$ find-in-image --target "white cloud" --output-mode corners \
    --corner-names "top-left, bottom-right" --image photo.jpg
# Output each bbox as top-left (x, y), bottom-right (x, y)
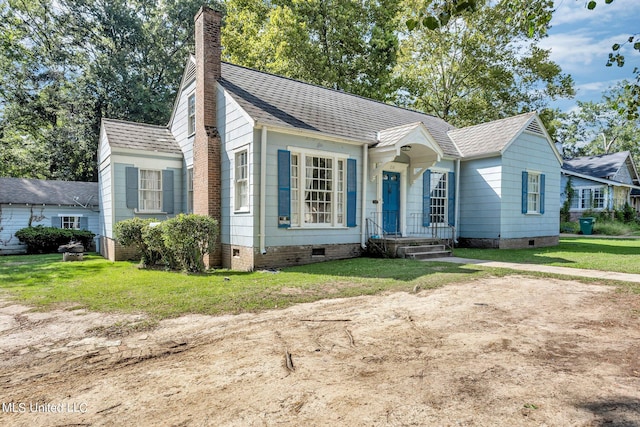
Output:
top-left (551, 0), bottom-right (638, 26)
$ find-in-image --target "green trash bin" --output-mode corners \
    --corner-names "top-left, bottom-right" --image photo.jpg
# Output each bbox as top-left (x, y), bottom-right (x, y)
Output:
top-left (579, 217), bottom-right (595, 235)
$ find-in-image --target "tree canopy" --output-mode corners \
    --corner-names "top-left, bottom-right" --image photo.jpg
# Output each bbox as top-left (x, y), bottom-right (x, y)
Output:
top-left (222, 0), bottom-right (401, 102)
top-left (0, 0), bottom-right (217, 181)
top-left (395, 0), bottom-right (574, 127)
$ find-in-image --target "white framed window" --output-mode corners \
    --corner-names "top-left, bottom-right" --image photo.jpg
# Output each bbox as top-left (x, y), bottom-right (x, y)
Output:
top-left (61, 216), bottom-right (80, 229)
top-left (290, 150), bottom-right (346, 227)
top-left (527, 172), bottom-right (541, 213)
top-left (139, 169), bottom-right (162, 212)
top-left (187, 94), bottom-right (196, 136)
top-left (235, 150), bottom-right (249, 211)
top-left (187, 168), bottom-right (194, 213)
top-left (429, 171), bottom-right (448, 224)
top-left (572, 186), bottom-right (606, 210)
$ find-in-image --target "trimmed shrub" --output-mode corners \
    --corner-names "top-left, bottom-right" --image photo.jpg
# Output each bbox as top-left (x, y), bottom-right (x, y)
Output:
top-left (114, 217), bottom-right (160, 266)
top-left (15, 226), bottom-right (95, 254)
top-left (142, 222), bottom-right (177, 270)
top-left (161, 214), bottom-right (218, 273)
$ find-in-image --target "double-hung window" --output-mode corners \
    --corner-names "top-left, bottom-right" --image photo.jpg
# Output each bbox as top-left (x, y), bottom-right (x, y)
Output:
top-left (61, 216), bottom-right (81, 229)
top-left (187, 94), bottom-right (196, 136)
top-left (290, 152), bottom-right (346, 227)
top-left (139, 169), bottom-right (162, 212)
top-left (572, 186), bottom-right (606, 210)
top-left (527, 173), bottom-right (541, 213)
top-left (187, 168), bottom-right (194, 213)
top-left (235, 150), bottom-right (249, 211)
top-left (429, 171), bottom-right (448, 224)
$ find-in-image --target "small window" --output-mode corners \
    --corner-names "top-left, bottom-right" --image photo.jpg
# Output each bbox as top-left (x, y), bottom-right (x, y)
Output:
top-left (188, 94), bottom-right (196, 136)
top-left (235, 150), bottom-right (249, 211)
top-left (61, 216), bottom-right (81, 229)
top-left (139, 169), bottom-right (162, 212)
top-left (187, 168), bottom-right (194, 213)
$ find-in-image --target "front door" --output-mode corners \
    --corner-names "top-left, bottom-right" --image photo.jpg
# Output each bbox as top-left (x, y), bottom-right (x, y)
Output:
top-left (382, 171), bottom-right (400, 234)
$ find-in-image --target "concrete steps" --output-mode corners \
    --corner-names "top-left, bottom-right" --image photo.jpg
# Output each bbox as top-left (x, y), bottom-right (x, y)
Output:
top-left (397, 244), bottom-right (452, 260)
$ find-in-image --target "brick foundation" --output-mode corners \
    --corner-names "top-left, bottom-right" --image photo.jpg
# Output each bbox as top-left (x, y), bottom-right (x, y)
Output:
top-left (100, 236), bottom-right (140, 261)
top-left (457, 235), bottom-right (559, 249)
top-left (253, 244), bottom-right (362, 269)
top-left (221, 244), bottom-right (255, 271)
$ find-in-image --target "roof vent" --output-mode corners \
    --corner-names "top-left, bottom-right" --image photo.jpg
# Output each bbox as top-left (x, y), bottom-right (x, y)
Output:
top-left (525, 119), bottom-right (544, 135)
top-left (184, 61), bottom-right (196, 85)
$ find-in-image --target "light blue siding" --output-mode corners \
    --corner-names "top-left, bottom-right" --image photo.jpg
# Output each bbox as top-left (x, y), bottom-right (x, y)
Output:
top-left (112, 162), bottom-right (183, 236)
top-left (0, 205), bottom-right (100, 254)
top-left (99, 161), bottom-right (112, 238)
top-left (459, 157), bottom-right (502, 239)
top-left (170, 79), bottom-right (196, 167)
top-left (501, 132), bottom-right (560, 238)
top-left (219, 88), bottom-right (255, 248)
top-left (264, 132), bottom-right (362, 247)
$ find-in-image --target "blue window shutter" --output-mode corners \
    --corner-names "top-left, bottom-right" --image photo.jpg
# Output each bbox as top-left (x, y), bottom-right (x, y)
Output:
top-left (422, 170), bottom-right (431, 227)
top-left (447, 171), bottom-right (456, 226)
top-left (79, 217), bottom-right (89, 230)
top-left (539, 173), bottom-right (545, 214)
top-left (162, 169), bottom-right (174, 214)
top-left (126, 167), bottom-right (139, 209)
top-left (347, 158), bottom-right (357, 227)
top-left (521, 171), bottom-right (528, 214)
top-left (51, 217), bottom-right (61, 228)
top-left (277, 150), bottom-right (291, 228)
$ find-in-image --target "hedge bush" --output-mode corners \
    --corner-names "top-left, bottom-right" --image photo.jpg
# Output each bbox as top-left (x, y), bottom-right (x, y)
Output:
top-left (114, 217), bottom-right (160, 266)
top-left (114, 214), bottom-right (218, 272)
top-left (15, 226), bottom-right (95, 254)
top-left (162, 214), bottom-right (218, 273)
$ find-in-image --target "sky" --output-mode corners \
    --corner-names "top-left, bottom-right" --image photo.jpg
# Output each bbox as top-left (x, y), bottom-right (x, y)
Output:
top-left (539, 0), bottom-right (640, 112)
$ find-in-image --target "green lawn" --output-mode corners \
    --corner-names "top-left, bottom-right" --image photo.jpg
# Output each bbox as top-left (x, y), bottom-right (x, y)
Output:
top-left (454, 237), bottom-right (640, 274)
top-left (1, 238), bottom-right (638, 320)
top-left (0, 254), bottom-right (504, 319)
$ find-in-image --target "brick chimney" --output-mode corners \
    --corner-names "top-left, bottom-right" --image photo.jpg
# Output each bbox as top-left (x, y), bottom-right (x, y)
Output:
top-left (193, 6), bottom-right (222, 266)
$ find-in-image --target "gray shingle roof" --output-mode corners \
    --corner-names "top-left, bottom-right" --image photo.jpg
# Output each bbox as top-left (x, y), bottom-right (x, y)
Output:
top-left (562, 151), bottom-right (631, 180)
top-left (219, 62), bottom-right (460, 157)
top-left (447, 112), bottom-right (537, 158)
top-left (0, 177), bottom-right (98, 206)
top-left (102, 118), bottom-right (181, 154)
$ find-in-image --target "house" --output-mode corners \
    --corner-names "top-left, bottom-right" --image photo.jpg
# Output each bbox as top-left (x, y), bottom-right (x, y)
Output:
top-left (98, 6), bottom-right (562, 269)
top-left (561, 151), bottom-right (640, 220)
top-left (0, 177), bottom-right (100, 255)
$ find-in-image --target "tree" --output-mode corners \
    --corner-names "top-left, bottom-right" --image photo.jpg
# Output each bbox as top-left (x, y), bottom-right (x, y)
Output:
top-left (395, 0), bottom-right (574, 127)
top-left (557, 81), bottom-right (640, 163)
top-left (222, 0), bottom-right (401, 102)
top-left (0, 0), bottom-right (218, 181)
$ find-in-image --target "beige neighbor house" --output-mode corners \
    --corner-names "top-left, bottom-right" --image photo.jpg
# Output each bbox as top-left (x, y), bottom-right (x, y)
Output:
top-left (98, 6), bottom-right (562, 269)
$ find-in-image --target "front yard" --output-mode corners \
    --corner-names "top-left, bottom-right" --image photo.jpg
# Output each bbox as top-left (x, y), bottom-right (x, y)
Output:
top-left (1, 237), bottom-right (639, 425)
top-left (1, 237), bottom-right (639, 320)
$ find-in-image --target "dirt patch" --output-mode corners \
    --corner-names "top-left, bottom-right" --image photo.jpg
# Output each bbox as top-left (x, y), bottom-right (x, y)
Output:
top-left (1, 275), bottom-right (639, 426)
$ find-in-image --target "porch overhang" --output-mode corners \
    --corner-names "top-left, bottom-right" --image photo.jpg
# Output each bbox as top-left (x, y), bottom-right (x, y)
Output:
top-left (369, 122), bottom-right (444, 183)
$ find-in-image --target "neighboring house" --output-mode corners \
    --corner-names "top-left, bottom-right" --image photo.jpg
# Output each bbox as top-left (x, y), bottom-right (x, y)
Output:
top-left (98, 6), bottom-right (562, 269)
top-left (0, 178), bottom-right (100, 255)
top-left (561, 151), bottom-right (640, 220)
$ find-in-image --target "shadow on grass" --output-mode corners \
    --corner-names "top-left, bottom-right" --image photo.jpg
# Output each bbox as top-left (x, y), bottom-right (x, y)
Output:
top-left (0, 253), bottom-right (113, 287)
top-left (577, 397), bottom-right (640, 426)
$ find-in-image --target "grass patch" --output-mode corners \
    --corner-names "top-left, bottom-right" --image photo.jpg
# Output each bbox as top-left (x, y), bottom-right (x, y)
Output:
top-left (0, 253), bottom-right (503, 319)
top-left (454, 237), bottom-right (640, 274)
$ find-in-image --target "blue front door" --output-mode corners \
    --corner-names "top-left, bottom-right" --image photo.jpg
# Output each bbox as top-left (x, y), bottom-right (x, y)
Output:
top-left (383, 171), bottom-right (400, 234)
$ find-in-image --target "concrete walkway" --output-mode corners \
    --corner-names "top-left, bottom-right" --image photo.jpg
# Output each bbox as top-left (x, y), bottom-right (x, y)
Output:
top-left (425, 256), bottom-right (640, 283)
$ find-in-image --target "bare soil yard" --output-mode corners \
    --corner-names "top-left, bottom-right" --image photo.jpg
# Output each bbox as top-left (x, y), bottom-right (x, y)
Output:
top-left (1, 275), bottom-right (639, 426)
